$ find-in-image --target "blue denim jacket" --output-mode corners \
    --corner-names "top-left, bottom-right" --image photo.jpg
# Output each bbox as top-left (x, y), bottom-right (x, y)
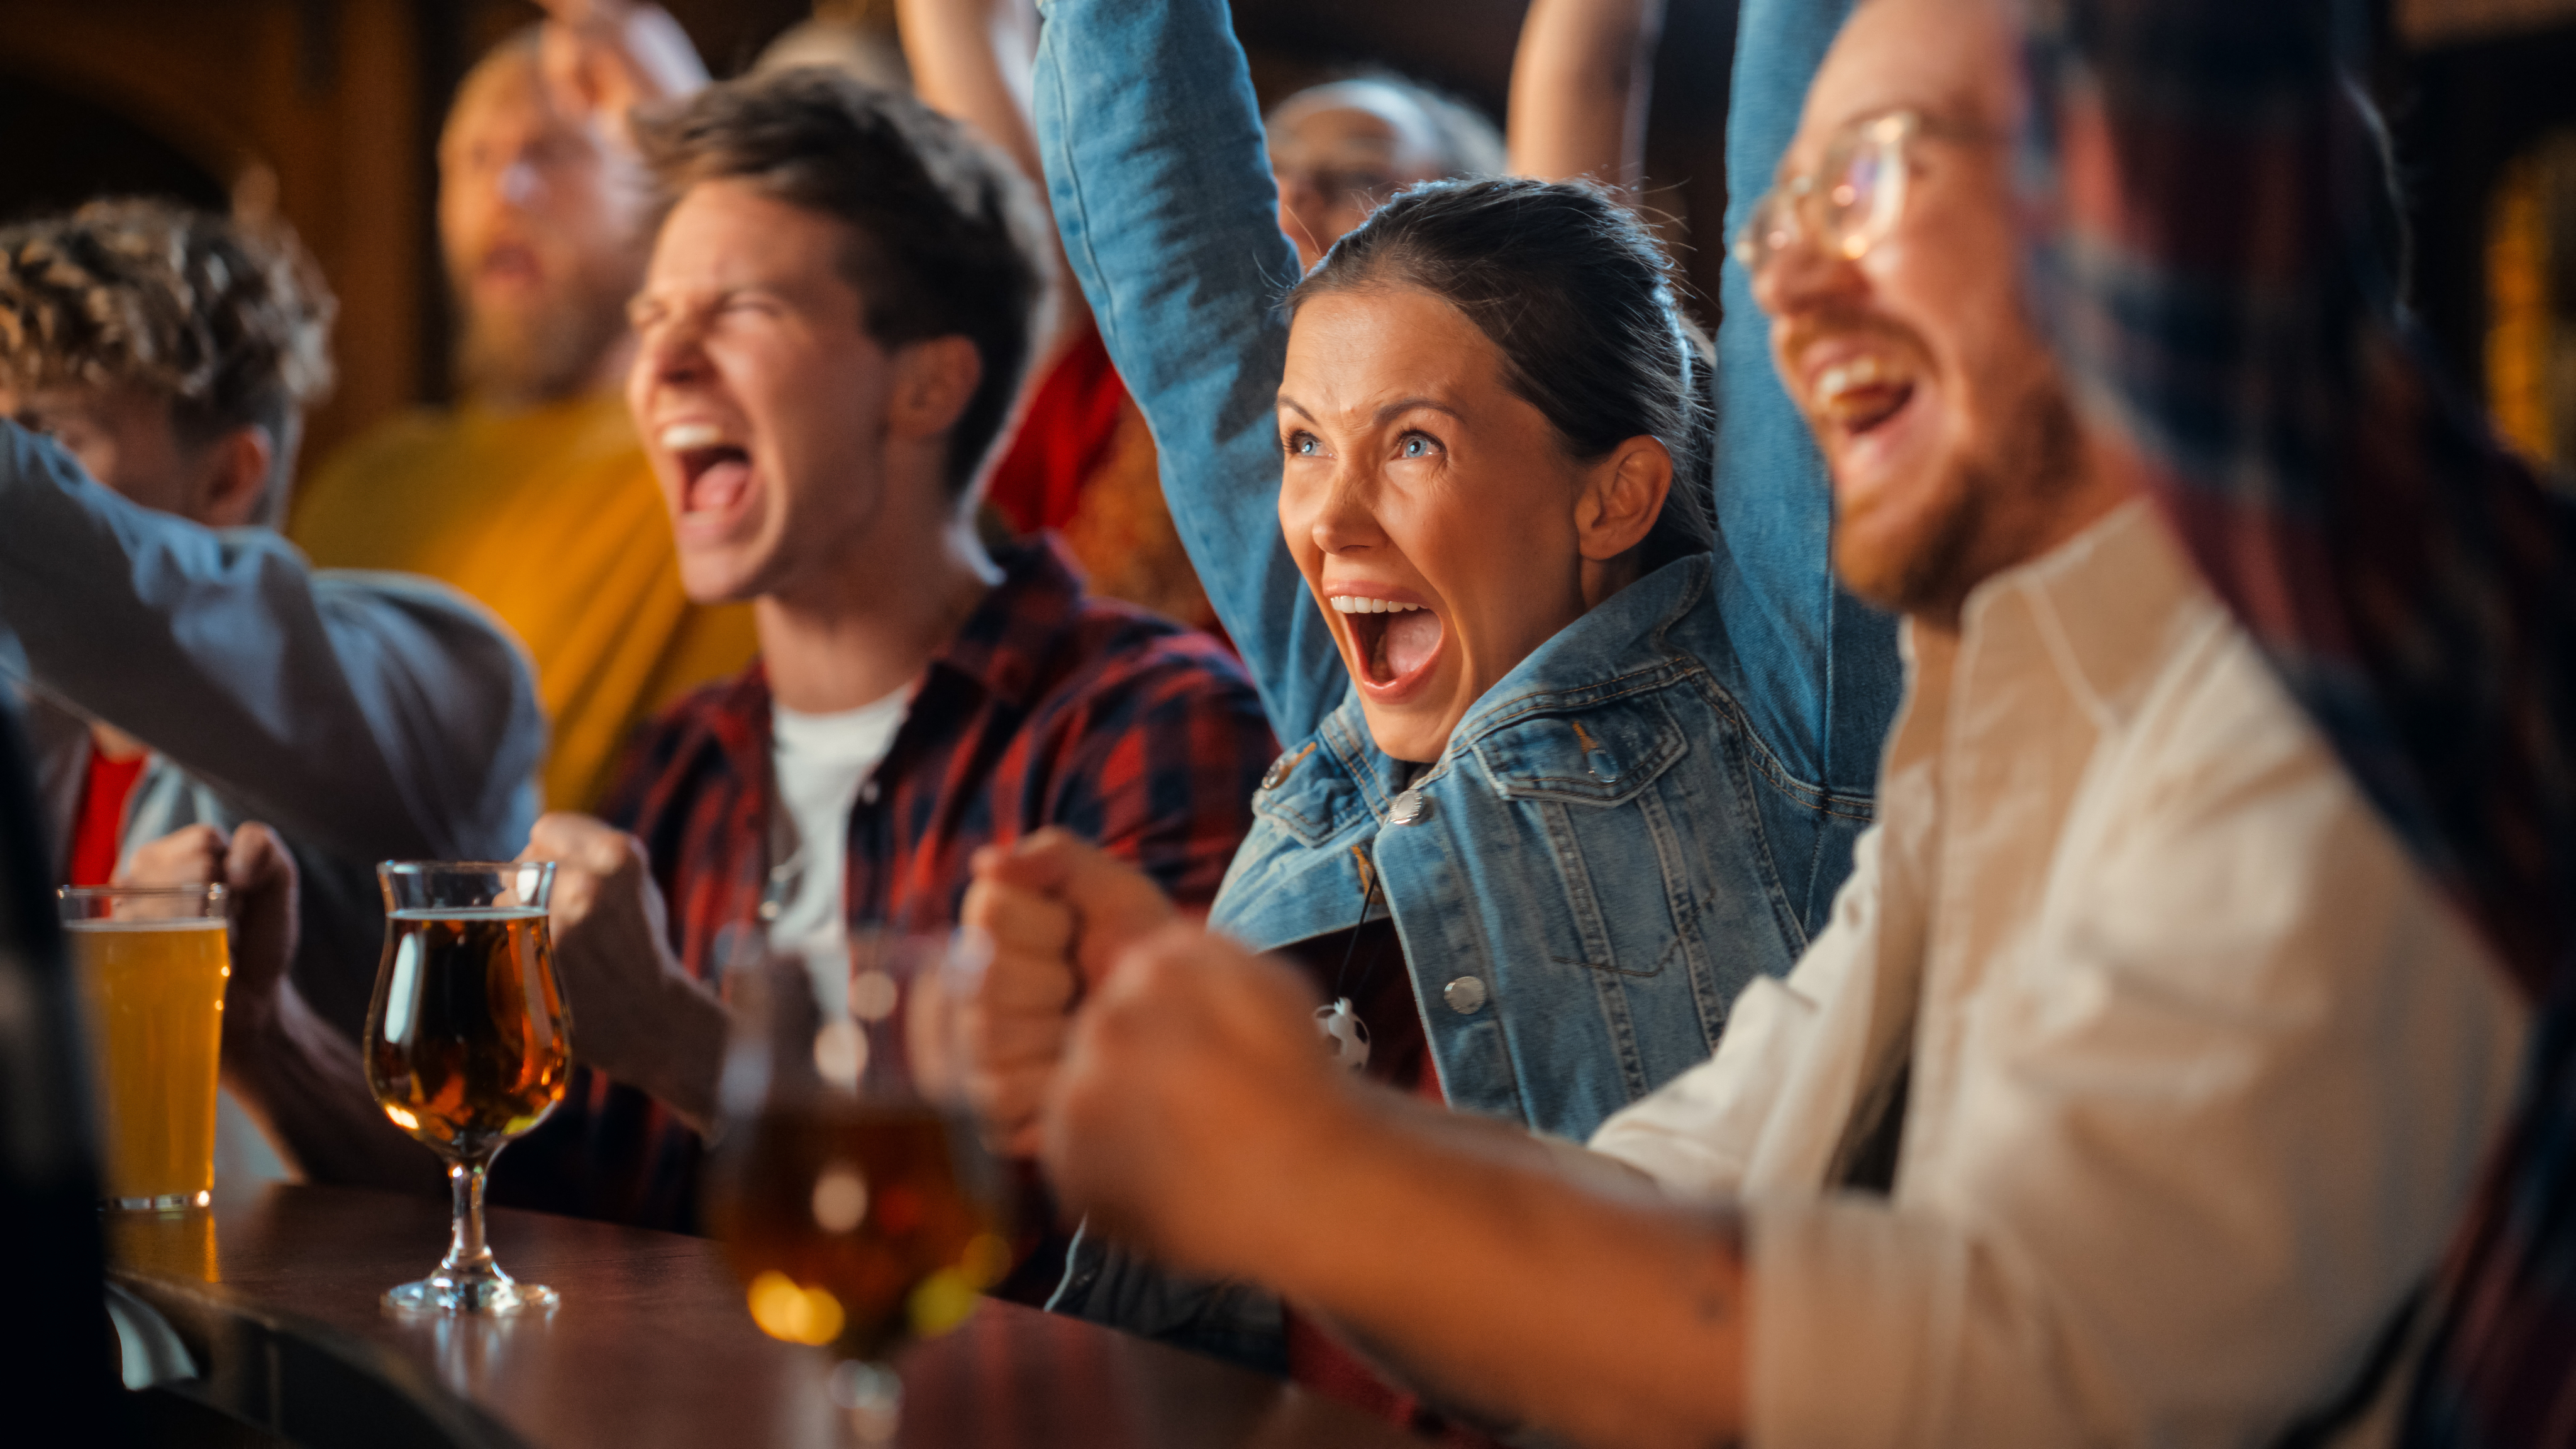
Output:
top-left (1031, 0), bottom-right (1887, 1368)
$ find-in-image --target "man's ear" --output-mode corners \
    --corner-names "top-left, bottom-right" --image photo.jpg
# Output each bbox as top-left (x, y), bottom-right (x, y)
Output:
top-left (192, 425), bottom-right (275, 530)
top-left (1575, 435), bottom-right (1674, 562)
top-left (886, 335), bottom-right (984, 443)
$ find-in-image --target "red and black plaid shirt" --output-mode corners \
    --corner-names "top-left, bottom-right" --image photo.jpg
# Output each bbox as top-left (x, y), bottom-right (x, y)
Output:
top-left (491, 540), bottom-right (1276, 1230)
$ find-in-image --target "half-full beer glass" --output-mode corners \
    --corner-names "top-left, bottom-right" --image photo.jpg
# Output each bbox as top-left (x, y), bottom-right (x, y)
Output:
top-left (702, 935), bottom-right (1017, 1443)
top-left (58, 884), bottom-right (230, 1211)
top-left (364, 861), bottom-right (571, 1314)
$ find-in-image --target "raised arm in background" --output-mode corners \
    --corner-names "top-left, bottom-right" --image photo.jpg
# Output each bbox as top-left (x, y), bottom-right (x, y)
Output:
top-left (0, 423), bottom-right (544, 864)
top-left (897, 0), bottom-right (1084, 374)
top-left (896, 0), bottom-right (1044, 189)
top-left (1506, 0), bottom-right (1666, 197)
top-left (535, 0), bottom-right (708, 150)
top-left (2019, 1), bottom-right (2576, 1441)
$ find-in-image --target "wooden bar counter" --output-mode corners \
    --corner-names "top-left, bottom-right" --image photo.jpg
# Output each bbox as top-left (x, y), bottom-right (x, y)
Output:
top-left (103, 1183), bottom-right (1423, 1448)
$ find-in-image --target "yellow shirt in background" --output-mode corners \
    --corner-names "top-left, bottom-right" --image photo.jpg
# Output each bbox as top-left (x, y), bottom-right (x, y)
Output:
top-left (290, 392), bottom-right (759, 813)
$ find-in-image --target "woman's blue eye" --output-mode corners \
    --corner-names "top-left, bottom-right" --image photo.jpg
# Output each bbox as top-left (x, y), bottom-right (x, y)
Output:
top-left (1401, 435), bottom-right (1436, 458)
top-left (1289, 432), bottom-right (1321, 456)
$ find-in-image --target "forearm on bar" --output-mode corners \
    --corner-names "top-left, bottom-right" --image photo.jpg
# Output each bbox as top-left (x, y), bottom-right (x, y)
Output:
top-left (221, 984), bottom-right (445, 1196)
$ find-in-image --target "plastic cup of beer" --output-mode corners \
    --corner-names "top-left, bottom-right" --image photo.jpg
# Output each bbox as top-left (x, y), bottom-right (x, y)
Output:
top-left (57, 884), bottom-right (231, 1212)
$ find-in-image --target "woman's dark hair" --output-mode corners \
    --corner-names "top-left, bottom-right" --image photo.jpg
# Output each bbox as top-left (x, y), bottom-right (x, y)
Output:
top-left (1283, 177), bottom-right (1715, 572)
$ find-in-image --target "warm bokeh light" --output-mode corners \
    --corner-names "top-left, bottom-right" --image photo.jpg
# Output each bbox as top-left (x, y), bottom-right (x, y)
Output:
top-left (747, 1269), bottom-right (847, 1346)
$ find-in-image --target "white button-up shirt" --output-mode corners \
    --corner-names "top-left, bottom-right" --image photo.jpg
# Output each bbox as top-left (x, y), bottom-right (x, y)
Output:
top-left (1589, 501), bottom-right (2526, 1448)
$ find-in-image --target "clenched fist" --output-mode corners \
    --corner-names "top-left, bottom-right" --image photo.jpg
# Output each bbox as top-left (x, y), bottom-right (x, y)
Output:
top-left (1040, 922), bottom-right (1355, 1279)
top-left (959, 828), bottom-right (1177, 1155)
top-left (519, 811), bottom-right (726, 1130)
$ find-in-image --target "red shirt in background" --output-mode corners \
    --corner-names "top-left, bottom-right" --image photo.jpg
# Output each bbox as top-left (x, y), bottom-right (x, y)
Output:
top-left (66, 747), bottom-right (147, 885)
top-left (987, 327), bottom-right (1129, 536)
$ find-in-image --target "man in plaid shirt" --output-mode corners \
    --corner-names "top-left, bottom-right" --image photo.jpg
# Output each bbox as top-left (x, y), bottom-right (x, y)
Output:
top-left (491, 67), bottom-right (1274, 1231)
top-left (2023, 1), bottom-right (2576, 1440)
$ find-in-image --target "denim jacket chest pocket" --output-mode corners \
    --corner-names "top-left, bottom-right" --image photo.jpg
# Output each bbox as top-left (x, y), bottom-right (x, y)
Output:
top-left (1460, 684), bottom-right (1780, 1098)
top-left (1470, 687), bottom-right (1689, 807)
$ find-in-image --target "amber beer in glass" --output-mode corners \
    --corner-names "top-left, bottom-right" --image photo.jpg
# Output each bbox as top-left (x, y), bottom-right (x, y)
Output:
top-left (702, 935), bottom-right (1016, 1442)
top-left (58, 885), bottom-right (230, 1211)
top-left (364, 861), bottom-right (570, 1314)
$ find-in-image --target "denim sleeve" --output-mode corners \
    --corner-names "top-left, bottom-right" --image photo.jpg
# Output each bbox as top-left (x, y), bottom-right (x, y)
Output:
top-left (1710, 0), bottom-right (1900, 800)
top-left (1032, 0), bottom-right (1342, 745)
top-left (0, 420), bottom-right (545, 862)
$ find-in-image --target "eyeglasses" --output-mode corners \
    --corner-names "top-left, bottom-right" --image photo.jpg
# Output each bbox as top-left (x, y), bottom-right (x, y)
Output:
top-left (1731, 109), bottom-right (1948, 280)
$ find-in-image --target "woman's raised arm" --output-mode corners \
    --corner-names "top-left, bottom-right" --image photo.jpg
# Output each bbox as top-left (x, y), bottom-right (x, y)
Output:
top-left (1031, 0), bottom-right (1342, 743)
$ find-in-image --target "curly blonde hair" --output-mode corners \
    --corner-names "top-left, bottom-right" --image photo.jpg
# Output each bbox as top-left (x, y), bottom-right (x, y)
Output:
top-left (0, 198), bottom-right (335, 523)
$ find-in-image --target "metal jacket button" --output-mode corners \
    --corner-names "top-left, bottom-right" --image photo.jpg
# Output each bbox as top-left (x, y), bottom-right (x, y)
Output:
top-left (1389, 788), bottom-right (1430, 825)
top-left (1442, 975), bottom-right (1488, 1014)
top-left (1262, 743), bottom-right (1314, 792)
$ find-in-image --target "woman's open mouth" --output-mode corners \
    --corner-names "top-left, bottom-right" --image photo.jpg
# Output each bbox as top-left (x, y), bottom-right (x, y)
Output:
top-left (1331, 593), bottom-right (1445, 699)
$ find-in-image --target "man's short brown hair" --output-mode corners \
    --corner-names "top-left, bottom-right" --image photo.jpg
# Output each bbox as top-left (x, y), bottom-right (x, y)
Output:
top-left (0, 198), bottom-right (336, 525)
top-left (636, 68), bottom-right (1049, 498)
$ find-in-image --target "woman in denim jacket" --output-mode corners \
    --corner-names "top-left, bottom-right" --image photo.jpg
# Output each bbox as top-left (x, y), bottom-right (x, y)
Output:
top-left (1009, 0), bottom-right (1899, 1374)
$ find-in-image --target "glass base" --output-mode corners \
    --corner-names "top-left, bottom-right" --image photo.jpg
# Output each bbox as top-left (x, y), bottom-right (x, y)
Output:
top-left (827, 1360), bottom-right (902, 1445)
top-left (104, 1190), bottom-right (211, 1213)
top-left (384, 1269), bottom-right (557, 1316)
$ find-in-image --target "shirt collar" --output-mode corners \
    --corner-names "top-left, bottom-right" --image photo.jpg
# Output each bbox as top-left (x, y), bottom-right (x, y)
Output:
top-left (1954, 497), bottom-right (2202, 730)
top-left (921, 537), bottom-right (1088, 713)
top-left (684, 538), bottom-right (1088, 780)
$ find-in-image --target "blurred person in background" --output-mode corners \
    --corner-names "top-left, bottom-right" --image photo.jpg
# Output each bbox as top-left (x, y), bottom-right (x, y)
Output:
top-left (289, 0), bottom-right (757, 814)
top-left (0, 199), bottom-right (541, 1189)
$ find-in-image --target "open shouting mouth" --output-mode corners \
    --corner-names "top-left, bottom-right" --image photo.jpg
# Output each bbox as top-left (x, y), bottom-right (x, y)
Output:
top-left (1329, 590), bottom-right (1446, 701)
top-left (1797, 334), bottom-right (1939, 521)
top-left (1815, 352), bottom-right (1916, 440)
top-left (660, 420), bottom-right (757, 530)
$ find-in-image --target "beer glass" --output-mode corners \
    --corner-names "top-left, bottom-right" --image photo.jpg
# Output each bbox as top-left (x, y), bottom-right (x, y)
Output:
top-left (58, 884), bottom-right (230, 1211)
top-left (364, 861), bottom-right (571, 1315)
top-left (701, 934), bottom-right (1016, 1443)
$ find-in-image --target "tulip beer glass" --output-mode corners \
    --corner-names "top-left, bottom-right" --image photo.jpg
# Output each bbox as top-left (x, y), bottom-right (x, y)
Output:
top-left (702, 934), bottom-right (1016, 1442)
top-left (59, 884), bottom-right (231, 1211)
top-left (364, 861), bottom-right (572, 1314)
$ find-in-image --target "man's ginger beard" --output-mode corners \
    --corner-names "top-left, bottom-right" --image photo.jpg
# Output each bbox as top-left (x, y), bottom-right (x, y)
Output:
top-left (1833, 375), bottom-right (2087, 622)
top-left (448, 243), bottom-right (641, 408)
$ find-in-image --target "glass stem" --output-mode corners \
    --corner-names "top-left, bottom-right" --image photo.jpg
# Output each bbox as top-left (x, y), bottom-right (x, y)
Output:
top-left (441, 1155), bottom-right (497, 1282)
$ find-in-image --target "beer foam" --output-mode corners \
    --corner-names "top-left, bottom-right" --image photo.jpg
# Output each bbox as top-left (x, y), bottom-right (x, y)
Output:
top-left (387, 907), bottom-right (548, 920)
top-left (64, 918), bottom-right (225, 932)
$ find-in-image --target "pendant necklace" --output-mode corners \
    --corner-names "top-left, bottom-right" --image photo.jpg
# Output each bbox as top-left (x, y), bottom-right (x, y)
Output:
top-left (1316, 847), bottom-right (1389, 1072)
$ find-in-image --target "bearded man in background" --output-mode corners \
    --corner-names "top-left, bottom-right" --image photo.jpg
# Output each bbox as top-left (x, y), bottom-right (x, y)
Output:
top-left (290, 1), bottom-right (757, 813)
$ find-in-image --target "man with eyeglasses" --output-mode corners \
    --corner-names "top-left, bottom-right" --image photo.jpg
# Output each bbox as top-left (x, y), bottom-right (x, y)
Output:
top-left (972, 0), bottom-right (2531, 1443)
